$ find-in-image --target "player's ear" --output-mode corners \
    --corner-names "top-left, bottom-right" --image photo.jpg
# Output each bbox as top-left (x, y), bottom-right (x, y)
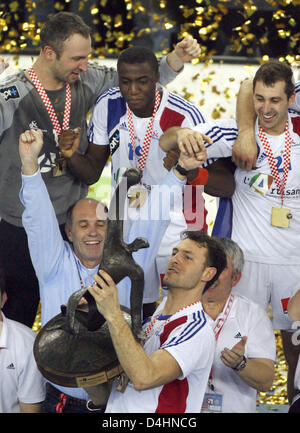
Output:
top-left (201, 266), bottom-right (217, 283)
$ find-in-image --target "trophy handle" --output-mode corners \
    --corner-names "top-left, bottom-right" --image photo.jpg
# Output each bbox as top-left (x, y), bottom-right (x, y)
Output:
top-left (65, 287), bottom-right (106, 334)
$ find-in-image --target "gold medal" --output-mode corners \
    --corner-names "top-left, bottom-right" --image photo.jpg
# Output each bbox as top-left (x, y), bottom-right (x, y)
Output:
top-left (52, 156), bottom-right (67, 177)
top-left (271, 207), bottom-right (292, 228)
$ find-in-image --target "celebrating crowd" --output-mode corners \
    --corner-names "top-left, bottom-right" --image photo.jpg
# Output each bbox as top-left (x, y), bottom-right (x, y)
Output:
top-left (0, 11), bottom-right (300, 414)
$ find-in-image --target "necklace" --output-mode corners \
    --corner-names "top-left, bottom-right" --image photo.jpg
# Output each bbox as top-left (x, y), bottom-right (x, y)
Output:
top-left (28, 67), bottom-right (71, 136)
top-left (258, 120), bottom-right (291, 207)
top-left (145, 300), bottom-right (202, 338)
top-left (127, 89), bottom-right (161, 172)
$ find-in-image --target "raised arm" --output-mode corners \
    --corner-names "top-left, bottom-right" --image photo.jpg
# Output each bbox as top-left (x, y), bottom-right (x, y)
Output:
top-left (165, 35), bottom-right (201, 73)
top-left (19, 130), bottom-right (66, 281)
top-left (19, 129), bottom-right (43, 175)
top-left (232, 78), bottom-right (257, 171)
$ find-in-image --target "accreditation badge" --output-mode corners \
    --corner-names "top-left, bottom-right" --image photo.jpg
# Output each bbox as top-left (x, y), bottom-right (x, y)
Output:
top-left (201, 392), bottom-right (223, 413)
top-left (271, 207), bottom-right (292, 228)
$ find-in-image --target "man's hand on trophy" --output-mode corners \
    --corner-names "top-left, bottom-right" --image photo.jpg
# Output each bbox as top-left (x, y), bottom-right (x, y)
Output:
top-left (88, 270), bottom-right (121, 323)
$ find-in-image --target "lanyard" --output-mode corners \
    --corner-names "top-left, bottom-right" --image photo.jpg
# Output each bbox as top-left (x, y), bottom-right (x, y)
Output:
top-left (75, 259), bottom-right (84, 290)
top-left (209, 293), bottom-right (235, 385)
top-left (28, 67), bottom-right (71, 136)
top-left (213, 293), bottom-right (234, 340)
top-left (127, 89), bottom-right (160, 172)
top-left (258, 120), bottom-right (292, 207)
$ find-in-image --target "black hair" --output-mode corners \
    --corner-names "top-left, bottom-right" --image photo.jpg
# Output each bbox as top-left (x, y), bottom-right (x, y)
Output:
top-left (117, 46), bottom-right (159, 74)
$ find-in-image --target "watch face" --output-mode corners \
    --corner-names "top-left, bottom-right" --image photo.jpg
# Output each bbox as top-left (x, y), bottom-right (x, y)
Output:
top-left (235, 357), bottom-right (247, 371)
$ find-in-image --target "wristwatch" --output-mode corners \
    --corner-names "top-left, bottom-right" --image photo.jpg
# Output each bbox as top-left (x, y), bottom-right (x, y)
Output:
top-left (174, 162), bottom-right (189, 176)
top-left (232, 355), bottom-right (247, 371)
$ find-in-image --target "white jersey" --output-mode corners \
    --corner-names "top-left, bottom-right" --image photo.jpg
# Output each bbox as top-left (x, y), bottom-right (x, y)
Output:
top-left (88, 87), bottom-right (206, 302)
top-left (88, 86), bottom-right (206, 189)
top-left (0, 313), bottom-right (45, 412)
top-left (203, 294), bottom-right (276, 413)
top-left (292, 81), bottom-right (300, 112)
top-left (105, 298), bottom-right (215, 413)
top-left (194, 113), bottom-right (300, 264)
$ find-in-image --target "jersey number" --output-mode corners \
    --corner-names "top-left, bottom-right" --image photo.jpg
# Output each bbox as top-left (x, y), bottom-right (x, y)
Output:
top-left (275, 155), bottom-right (292, 172)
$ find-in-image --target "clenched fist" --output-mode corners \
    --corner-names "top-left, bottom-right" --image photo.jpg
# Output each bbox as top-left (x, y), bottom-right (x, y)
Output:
top-left (58, 127), bottom-right (81, 158)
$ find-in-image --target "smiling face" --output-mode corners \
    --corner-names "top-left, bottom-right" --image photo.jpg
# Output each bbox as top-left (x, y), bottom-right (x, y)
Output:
top-left (118, 61), bottom-right (159, 118)
top-left (65, 199), bottom-right (108, 268)
top-left (48, 33), bottom-right (91, 84)
top-left (253, 80), bottom-right (295, 135)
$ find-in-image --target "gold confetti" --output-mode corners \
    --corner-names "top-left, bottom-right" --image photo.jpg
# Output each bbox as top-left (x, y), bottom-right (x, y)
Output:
top-left (2, 1), bottom-right (299, 407)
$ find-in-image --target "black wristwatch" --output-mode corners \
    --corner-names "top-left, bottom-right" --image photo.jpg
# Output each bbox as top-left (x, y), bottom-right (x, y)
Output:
top-left (232, 355), bottom-right (247, 371)
top-left (174, 162), bottom-right (189, 176)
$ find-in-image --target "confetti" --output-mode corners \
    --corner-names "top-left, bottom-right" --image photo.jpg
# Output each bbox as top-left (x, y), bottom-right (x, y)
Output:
top-left (2, 0), bottom-right (298, 407)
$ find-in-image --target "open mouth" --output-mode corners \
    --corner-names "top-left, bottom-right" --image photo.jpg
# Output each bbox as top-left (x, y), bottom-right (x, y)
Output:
top-left (84, 240), bottom-right (101, 245)
top-left (261, 113), bottom-right (276, 122)
top-left (70, 72), bottom-right (80, 79)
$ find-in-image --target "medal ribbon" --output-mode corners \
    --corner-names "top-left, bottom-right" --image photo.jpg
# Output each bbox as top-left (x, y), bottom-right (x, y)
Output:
top-left (28, 67), bottom-right (71, 136)
top-left (127, 89), bottom-right (160, 172)
top-left (258, 121), bottom-right (292, 207)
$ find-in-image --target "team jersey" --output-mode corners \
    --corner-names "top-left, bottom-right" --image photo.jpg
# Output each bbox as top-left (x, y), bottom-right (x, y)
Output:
top-left (0, 313), bottom-right (45, 412)
top-left (88, 86), bottom-right (206, 189)
top-left (292, 81), bottom-right (300, 112)
top-left (105, 297), bottom-right (215, 413)
top-left (0, 57), bottom-right (177, 227)
top-left (88, 87), bottom-right (207, 301)
top-left (0, 64), bottom-right (119, 226)
top-left (193, 113), bottom-right (300, 264)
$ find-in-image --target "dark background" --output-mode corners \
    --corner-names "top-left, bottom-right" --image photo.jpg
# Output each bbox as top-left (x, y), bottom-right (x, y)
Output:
top-left (0, 0), bottom-right (299, 63)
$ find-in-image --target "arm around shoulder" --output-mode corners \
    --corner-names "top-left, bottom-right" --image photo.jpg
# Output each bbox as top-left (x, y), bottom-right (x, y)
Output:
top-left (233, 78), bottom-right (257, 171)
